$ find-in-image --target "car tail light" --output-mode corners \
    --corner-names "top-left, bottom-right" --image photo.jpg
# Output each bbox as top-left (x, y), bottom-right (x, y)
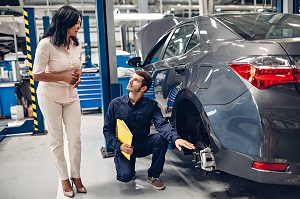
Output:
top-left (294, 57), bottom-right (300, 82)
top-left (252, 161), bottom-right (288, 171)
top-left (297, 68), bottom-right (300, 82)
top-left (228, 56), bottom-right (300, 89)
top-left (296, 67), bottom-right (300, 83)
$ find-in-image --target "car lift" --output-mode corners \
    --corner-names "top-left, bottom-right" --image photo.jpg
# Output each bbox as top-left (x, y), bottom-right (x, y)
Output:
top-left (95, 0), bottom-right (122, 158)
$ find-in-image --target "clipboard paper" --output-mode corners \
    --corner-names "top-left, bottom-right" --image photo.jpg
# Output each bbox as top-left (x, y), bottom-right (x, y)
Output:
top-left (116, 119), bottom-right (133, 160)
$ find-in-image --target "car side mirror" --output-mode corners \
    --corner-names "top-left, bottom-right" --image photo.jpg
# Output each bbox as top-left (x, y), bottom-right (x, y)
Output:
top-left (127, 57), bottom-right (142, 67)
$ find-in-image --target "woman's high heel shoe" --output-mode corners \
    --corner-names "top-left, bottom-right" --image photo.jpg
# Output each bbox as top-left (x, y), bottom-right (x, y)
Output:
top-left (71, 178), bottom-right (87, 193)
top-left (61, 179), bottom-right (75, 198)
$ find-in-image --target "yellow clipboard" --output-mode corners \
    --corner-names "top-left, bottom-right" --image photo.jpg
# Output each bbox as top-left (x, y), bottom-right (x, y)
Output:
top-left (116, 119), bottom-right (133, 160)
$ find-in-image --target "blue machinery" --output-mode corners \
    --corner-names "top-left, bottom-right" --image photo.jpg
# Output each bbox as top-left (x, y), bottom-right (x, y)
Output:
top-left (1, 8), bottom-right (45, 138)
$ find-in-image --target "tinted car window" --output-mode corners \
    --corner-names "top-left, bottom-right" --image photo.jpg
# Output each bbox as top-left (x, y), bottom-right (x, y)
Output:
top-left (185, 30), bottom-right (199, 52)
top-left (197, 17), bottom-right (239, 44)
top-left (216, 13), bottom-right (300, 40)
top-left (144, 33), bottom-right (170, 64)
top-left (150, 42), bottom-right (164, 63)
top-left (163, 24), bottom-right (195, 59)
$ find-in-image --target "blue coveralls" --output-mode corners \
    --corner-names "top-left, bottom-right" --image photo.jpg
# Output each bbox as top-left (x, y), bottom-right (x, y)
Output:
top-left (103, 95), bottom-right (180, 182)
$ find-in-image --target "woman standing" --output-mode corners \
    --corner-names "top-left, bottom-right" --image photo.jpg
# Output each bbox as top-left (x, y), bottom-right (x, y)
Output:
top-left (33, 5), bottom-right (86, 198)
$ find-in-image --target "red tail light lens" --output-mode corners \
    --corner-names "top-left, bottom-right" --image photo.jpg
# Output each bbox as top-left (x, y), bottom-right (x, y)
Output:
top-left (296, 67), bottom-right (300, 82)
top-left (229, 56), bottom-right (299, 89)
top-left (252, 161), bottom-right (288, 172)
top-left (292, 56), bottom-right (300, 82)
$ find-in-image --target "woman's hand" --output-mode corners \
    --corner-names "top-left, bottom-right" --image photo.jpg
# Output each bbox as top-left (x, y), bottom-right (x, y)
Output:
top-left (33, 71), bottom-right (81, 86)
top-left (63, 73), bottom-right (79, 85)
top-left (120, 144), bottom-right (133, 155)
top-left (73, 69), bottom-right (82, 88)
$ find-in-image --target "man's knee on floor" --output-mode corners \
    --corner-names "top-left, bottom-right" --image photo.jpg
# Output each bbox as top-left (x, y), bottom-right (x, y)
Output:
top-left (117, 172), bottom-right (135, 183)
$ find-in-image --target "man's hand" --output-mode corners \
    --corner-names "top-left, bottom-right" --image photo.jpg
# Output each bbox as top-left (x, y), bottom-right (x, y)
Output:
top-left (120, 144), bottom-right (133, 155)
top-left (175, 138), bottom-right (195, 151)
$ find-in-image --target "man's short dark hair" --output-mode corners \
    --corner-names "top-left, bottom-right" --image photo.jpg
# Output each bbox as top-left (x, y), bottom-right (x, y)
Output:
top-left (135, 70), bottom-right (152, 92)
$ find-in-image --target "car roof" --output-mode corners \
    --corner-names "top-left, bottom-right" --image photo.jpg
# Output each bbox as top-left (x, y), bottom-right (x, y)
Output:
top-left (135, 12), bottom-right (300, 61)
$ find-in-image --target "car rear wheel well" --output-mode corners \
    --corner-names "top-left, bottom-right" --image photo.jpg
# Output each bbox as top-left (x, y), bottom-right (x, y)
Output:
top-left (174, 98), bottom-right (211, 153)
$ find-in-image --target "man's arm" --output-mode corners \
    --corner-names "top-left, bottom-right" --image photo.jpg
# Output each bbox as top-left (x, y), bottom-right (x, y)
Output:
top-left (103, 102), bottom-right (122, 150)
top-left (152, 101), bottom-right (195, 151)
top-left (152, 103), bottom-right (180, 143)
top-left (153, 103), bottom-right (195, 151)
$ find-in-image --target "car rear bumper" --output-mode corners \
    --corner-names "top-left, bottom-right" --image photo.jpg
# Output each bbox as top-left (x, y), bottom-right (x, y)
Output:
top-left (214, 148), bottom-right (300, 185)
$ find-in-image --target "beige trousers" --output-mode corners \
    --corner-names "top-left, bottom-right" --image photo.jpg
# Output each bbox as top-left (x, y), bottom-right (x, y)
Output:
top-left (38, 93), bottom-right (82, 180)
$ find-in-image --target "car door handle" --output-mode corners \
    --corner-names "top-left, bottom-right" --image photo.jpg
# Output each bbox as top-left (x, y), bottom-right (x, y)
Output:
top-left (174, 64), bottom-right (186, 75)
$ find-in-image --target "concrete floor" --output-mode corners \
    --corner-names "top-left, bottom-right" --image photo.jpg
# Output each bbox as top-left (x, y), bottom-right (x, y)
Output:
top-left (1, 110), bottom-right (300, 199)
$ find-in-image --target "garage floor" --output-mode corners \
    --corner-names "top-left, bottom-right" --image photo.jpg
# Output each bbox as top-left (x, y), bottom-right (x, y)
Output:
top-left (0, 110), bottom-right (299, 199)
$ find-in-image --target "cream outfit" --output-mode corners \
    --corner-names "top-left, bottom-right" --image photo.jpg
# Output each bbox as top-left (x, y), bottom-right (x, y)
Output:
top-left (33, 37), bottom-right (83, 180)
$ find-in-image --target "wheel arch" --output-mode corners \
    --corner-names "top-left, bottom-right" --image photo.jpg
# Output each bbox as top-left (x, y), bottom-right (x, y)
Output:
top-left (172, 88), bottom-right (218, 153)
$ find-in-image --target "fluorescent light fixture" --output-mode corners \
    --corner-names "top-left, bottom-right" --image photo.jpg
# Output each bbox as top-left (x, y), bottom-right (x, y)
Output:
top-left (114, 13), bottom-right (165, 21)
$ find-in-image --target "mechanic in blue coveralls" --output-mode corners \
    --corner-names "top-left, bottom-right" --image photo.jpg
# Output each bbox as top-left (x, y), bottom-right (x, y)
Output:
top-left (103, 70), bottom-right (195, 190)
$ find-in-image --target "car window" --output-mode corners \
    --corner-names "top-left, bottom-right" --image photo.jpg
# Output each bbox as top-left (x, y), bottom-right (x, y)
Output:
top-left (163, 24), bottom-right (195, 59)
top-left (150, 42), bottom-right (164, 63)
top-left (143, 33), bottom-right (170, 65)
top-left (185, 30), bottom-right (199, 52)
top-left (267, 25), bottom-right (300, 39)
top-left (216, 13), bottom-right (300, 40)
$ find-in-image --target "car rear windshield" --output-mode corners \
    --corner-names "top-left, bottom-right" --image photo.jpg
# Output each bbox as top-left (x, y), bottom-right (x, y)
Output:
top-left (216, 13), bottom-right (300, 40)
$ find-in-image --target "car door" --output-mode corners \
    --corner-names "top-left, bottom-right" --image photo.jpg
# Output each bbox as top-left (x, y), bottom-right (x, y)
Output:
top-left (144, 23), bottom-right (200, 117)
